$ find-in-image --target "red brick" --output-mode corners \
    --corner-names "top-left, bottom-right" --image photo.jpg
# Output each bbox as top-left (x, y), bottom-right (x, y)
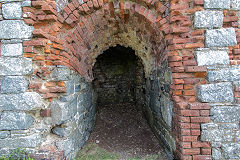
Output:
top-left (191, 117), bottom-right (211, 123)
top-left (65, 17), bottom-right (73, 24)
top-left (171, 3), bottom-right (189, 10)
top-left (192, 142), bottom-right (210, 148)
top-left (44, 82), bottom-right (56, 87)
top-left (98, 0), bottom-right (103, 6)
top-left (200, 110), bottom-right (210, 116)
top-left (181, 142), bottom-right (192, 148)
top-left (173, 79), bottom-right (184, 84)
top-left (172, 66), bottom-right (185, 72)
top-left (172, 73), bottom-right (192, 78)
top-left (168, 56), bottom-right (182, 62)
top-left (193, 155), bottom-right (211, 160)
top-left (191, 123), bottom-right (200, 129)
top-left (183, 155), bottom-right (193, 160)
top-left (48, 86), bottom-right (66, 93)
top-left (180, 110), bottom-right (200, 116)
top-left (190, 103), bottom-right (210, 110)
top-left (169, 61), bottom-right (183, 67)
top-left (185, 66), bottom-right (207, 72)
top-left (174, 90), bottom-right (183, 95)
top-left (72, 0), bottom-right (80, 8)
top-left (63, 6), bottom-right (72, 15)
top-left (191, 29), bottom-right (204, 36)
top-left (235, 86), bottom-right (240, 92)
top-left (171, 84), bottom-right (183, 90)
top-left (181, 129), bottom-right (191, 135)
top-left (184, 90), bottom-right (195, 96)
top-left (184, 78), bottom-right (200, 84)
top-left (93, 0), bottom-right (99, 8)
top-left (184, 84), bottom-right (194, 90)
top-left (40, 109), bottom-right (51, 117)
top-left (185, 43), bottom-right (204, 49)
top-left (69, 13), bottom-right (78, 22)
top-left (235, 92), bottom-right (240, 98)
top-left (182, 148), bottom-right (200, 155)
top-left (82, 3), bottom-right (90, 12)
top-left (201, 148), bottom-right (211, 155)
top-left (73, 10), bottom-right (80, 19)
top-left (191, 129), bottom-right (201, 136)
top-left (68, 3), bottom-right (76, 11)
top-left (180, 123), bottom-right (191, 129)
top-left (194, 72), bottom-right (207, 78)
top-left (183, 60), bottom-right (197, 66)
top-left (87, 1), bottom-right (93, 8)
top-left (34, 55), bottom-right (45, 61)
top-left (194, 0), bottom-right (204, 5)
top-left (178, 116), bottom-right (191, 122)
top-left (182, 136), bottom-right (198, 142)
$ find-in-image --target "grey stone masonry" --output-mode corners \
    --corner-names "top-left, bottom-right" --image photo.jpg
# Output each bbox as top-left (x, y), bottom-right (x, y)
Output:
top-left (0, 92), bottom-right (43, 111)
top-left (201, 127), bottom-right (235, 142)
top-left (222, 143), bottom-right (240, 159)
top-left (1, 43), bottom-right (23, 56)
top-left (194, 11), bottom-right (223, 29)
top-left (205, 28), bottom-right (237, 47)
top-left (0, 134), bottom-right (41, 148)
top-left (207, 66), bottom-right (240, 82)
top-left (197, 82), bottom-right (234, 102)
top-left (0, 20), bottom-right (33, 39)
top-left (0, 131), bottom-right (10, 139)
top-left (204, 0), bottom-right (230, 9)
top-left (0, 57), bottom-right (32, 75)
top-left (50, 66), bottom-right (71, 81)
top-left (195, 48), bottom-right (229, 66)
top-left (231, 0), bottom-right (240, 10)
top-left (212, 148), bottom-right (223, 160)
top-left (1, 76), bottom-right (28, 94)
top-left (2, 2), bottom-right (22, 19)
top-left (22, 0), bottom-right (31, 7)
top-left (0, 111), bottom-right (34, 130)
top-left (210, 105), bottom-right (240, 123)
top-left (50, 98), bottom-right (77, 125)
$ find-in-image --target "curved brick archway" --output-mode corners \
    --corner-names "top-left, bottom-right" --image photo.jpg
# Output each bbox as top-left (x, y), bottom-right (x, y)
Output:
top-left (0, 0), bottom-right (240, 159)
top-left (24, 0), bottom-right (176, 158)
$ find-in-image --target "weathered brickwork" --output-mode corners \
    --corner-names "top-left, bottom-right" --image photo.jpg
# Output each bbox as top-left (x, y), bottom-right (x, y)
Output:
top-left (0, 0), bottom-right (239, 159)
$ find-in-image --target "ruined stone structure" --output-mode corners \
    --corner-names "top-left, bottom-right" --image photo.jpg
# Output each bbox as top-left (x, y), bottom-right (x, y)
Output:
top-left (0, 0), bottom-right (240, 159)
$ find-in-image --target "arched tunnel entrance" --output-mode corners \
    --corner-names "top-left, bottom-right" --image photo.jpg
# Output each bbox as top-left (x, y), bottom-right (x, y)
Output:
top-left (76, 45), bottom-right (172, 159)
top-left (50, 44), bottom-right (175, 159)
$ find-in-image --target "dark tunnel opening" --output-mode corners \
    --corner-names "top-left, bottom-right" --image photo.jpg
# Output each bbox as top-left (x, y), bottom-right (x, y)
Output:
top-left (84, 45), bottom-right (170, 159)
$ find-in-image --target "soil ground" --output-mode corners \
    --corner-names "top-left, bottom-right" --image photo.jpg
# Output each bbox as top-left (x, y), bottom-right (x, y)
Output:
top-left (76, 104), bottom-right (170, 160)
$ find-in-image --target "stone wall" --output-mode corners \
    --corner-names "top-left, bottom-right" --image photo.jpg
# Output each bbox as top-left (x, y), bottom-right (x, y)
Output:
top-left (50, 68), bottom-right (96, 159)
top-left (0, 0), bottom-right (41, 156)
top-left (194, 0), bottom-right (240, 159)
top-left (145, 59), bottom-right (175, 155)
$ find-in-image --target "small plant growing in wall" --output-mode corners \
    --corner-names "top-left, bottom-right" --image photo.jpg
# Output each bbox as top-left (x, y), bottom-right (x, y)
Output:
top-left (0, 148), bottom-right (34, 160)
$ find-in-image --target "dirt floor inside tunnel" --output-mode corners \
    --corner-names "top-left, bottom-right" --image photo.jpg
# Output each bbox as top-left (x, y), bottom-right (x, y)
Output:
top-left (79, 103), bottom-right (169, 160)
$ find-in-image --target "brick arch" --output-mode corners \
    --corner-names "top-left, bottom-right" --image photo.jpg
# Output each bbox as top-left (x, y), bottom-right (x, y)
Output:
top-left (20, 0), bottom-right (215, 159)
top-left (23, 0), bottom-right (171, 81)
top-left (53, 0), bottom-right (170, 81)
